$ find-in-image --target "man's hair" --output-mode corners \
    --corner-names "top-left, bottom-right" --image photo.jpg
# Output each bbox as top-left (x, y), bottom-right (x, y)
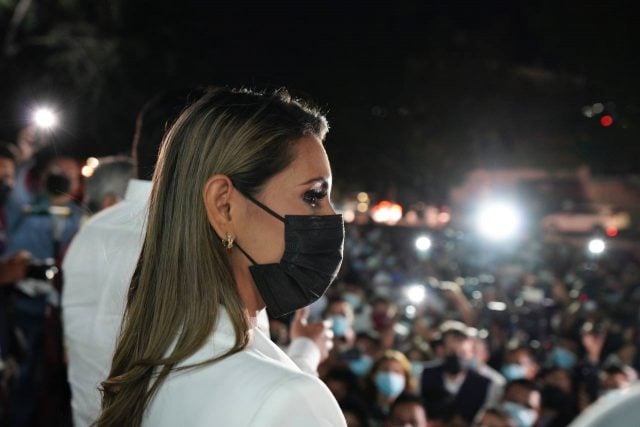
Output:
top-left (132, 90), bottom-right (200, 181)
top-left (84, 156), bottom-right (135, 214)
top-left (390, 392), bottom-right (426, 414)
top-left (602, 360), bottom-right (628, 377)
top-left (505, 378), bottom-right (539, 394)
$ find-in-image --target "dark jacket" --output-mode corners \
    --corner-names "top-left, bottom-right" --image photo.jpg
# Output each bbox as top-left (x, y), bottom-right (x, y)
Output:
top-left (421, 362), bottom-right (491, 423)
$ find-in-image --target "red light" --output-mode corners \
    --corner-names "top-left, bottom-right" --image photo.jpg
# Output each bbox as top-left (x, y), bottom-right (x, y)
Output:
top-left (600, 115), bottom-right (614, 127)
top-left (606, 227), bottom-right (618, 237)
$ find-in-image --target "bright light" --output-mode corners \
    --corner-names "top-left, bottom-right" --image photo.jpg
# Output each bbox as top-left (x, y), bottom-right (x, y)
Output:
top-left (592, 103), bottom-right (604, 114)
top-left (600, 115), bottom-right (614, 127)
top-left (371, 201), bottom-right (403, 225)
top-left (357, 192), bottom-right (369, 203)
top-left (86, 157), bottom-right (100, 168)
top-left (405, 305), bottom-right (416, 317)
top-left (487, 301), bottom-right (507, 311)
top-left (415, 235), bottom-right (432, 252)
top-left (477, 202), bottom-right (521, 241)
top-left (606, 227), bottom-right (618, 237)
top-left (357, 202), bottom-right (369, 213)
top-left (438, 211), bottom-right (451, 223)
top-left (343, 209), bottom-right (355, 223)
top-left (81, 165), bottom-right (94, 178)
top-left (33, 107), bottom-right (58, 129)
top-left (405, 284), bottom-right (426, 304)
top-left (588, 238), bottom-right (606, 255)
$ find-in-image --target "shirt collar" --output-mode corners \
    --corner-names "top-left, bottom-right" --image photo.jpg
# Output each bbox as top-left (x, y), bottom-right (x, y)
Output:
top-left (124, 179), bottom-right (152, 206)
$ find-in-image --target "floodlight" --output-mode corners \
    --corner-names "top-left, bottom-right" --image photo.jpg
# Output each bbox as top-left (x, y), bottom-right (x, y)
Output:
top-left (477, 201), bottom-right (522, 241)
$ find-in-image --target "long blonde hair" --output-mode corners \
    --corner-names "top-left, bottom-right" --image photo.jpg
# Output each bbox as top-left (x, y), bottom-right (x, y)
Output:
top-left (96, 88), bottom-right (328, 426)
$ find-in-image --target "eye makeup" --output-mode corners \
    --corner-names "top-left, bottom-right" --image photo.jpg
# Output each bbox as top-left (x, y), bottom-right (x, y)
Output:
top-left (302, 180), bottom-right (329, 208)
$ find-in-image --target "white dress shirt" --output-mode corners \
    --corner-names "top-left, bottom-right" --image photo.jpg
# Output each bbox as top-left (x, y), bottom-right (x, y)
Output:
top-left (144, 307), bottom-right (346, 427)
top-left (62, 179), bottom-right (324, 427)
top-left (63, 179), bottom-right (150, 427)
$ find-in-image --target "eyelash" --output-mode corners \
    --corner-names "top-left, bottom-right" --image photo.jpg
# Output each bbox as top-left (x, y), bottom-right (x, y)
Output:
top-left (303, 189), bottom-right (328, 208)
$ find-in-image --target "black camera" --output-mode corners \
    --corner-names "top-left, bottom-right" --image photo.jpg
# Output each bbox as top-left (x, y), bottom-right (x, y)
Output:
top-left (25, 259), bottom-right (59, 281)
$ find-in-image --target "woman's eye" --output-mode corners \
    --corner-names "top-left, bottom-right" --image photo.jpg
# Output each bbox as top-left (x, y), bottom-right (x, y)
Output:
top-left (303, 189), bottom-right (327, 207)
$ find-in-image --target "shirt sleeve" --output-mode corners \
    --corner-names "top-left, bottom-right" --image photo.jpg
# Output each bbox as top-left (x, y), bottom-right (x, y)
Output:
top-left (286, 337), bottom-right (321, 376)
top-left (247, 374), bottom-right (347, 427)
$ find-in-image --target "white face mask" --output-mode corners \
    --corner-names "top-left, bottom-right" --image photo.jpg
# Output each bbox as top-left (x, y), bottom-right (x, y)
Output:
top-left (502, 401), bottom-right (537, 427)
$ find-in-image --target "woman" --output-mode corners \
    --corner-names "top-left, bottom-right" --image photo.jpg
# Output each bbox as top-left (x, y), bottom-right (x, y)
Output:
top-left (96, 88), bottom-right (347, 426)
top-left (365, 350), bottom-right (415, 425)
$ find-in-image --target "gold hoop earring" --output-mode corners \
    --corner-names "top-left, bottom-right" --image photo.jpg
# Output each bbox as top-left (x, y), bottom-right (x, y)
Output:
top-left (222, 233), bottom-right (235, 250)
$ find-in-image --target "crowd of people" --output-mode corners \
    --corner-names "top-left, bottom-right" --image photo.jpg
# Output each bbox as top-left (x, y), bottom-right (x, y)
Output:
top-left (302, 224), bottom-right (640, 426)
top-left (0, 92), bottom-right (638, 426)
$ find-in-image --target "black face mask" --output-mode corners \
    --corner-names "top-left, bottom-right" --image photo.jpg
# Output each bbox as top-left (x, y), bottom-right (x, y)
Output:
top-left (442, 354), bottom-right (464, 375)
top-left (45, 172), bottom-right (71, 196)
top-left (234, 192), bottom-right (344, 318)
top-left (0, 181), bottom-right (11, 207)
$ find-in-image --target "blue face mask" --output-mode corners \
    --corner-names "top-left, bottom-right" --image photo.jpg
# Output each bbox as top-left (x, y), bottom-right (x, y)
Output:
top-left (502, 401), bottom-right (537, 427)
top-left (501, 363), bottom-right (527, 381)
top-left (465, 356), bottom-right (479, 371)
top-left (330, 315), bottom-right (350, 337)
top-left (349, 355), bottom-right (373, 377)
top-left (343, 292), bottom-right (362, 311)
top-left (550, 347), bottom-right (576, 370)
top-left (375, 371), bottom-right (406, 399)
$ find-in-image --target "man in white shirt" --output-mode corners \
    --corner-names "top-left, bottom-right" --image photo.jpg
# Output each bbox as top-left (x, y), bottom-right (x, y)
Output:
top-left (62, 93), bottom-right (332, 427)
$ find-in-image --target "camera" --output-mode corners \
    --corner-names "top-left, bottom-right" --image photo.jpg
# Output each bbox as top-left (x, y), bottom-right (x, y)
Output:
top-left (25, 258), bottom-right (58, 281)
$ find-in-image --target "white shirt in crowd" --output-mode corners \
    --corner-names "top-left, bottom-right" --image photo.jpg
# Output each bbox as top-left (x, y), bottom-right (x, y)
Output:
top-left (62, 179), bottom-right (333, 427)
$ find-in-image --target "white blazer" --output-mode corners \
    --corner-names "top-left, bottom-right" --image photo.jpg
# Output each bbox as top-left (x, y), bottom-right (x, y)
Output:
top-left (143, 308), bottom-right (347, 427)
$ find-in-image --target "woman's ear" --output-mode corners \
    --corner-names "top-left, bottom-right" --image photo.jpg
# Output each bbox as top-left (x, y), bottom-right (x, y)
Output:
top-left (203, 174), bottom-right (235, 238)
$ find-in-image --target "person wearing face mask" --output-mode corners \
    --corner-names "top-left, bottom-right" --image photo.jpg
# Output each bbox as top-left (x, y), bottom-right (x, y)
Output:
top-left (501, 343), bottom-right (539, 382)
top-left (366, 350), bottom-right (415, 425)
top-left (324, 296), bottom-right (356, 346)
top-left (548, 342), bottom-right (578, 372)
top-left (346, 331), bottom-right (381, 378)
top-left (420, 321), bottom-right (493, 425)
top-left (500, 379), bottom-right (541, 427)
top-left (81, 88), bottom-right (347, 426)
top-left (63, 90), bottom-right (338, 427)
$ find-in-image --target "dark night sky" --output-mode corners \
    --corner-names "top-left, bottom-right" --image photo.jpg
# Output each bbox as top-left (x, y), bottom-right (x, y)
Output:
top-left (1, 0), bottom-right (638, 202)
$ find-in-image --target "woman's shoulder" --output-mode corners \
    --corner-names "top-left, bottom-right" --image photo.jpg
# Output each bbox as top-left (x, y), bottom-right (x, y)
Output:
top-left (146, 352), bottom-right (345, 427)
top-left (246, 372), bottom-right (347, 426)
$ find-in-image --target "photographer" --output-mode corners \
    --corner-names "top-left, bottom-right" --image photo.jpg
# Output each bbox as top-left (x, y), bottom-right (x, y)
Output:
top-left (0, 143), bottom-right (30, 286)
top-left (0, 142), bottom-right (30, 423)
top-left (4, 149), bottom-right (81, 425)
